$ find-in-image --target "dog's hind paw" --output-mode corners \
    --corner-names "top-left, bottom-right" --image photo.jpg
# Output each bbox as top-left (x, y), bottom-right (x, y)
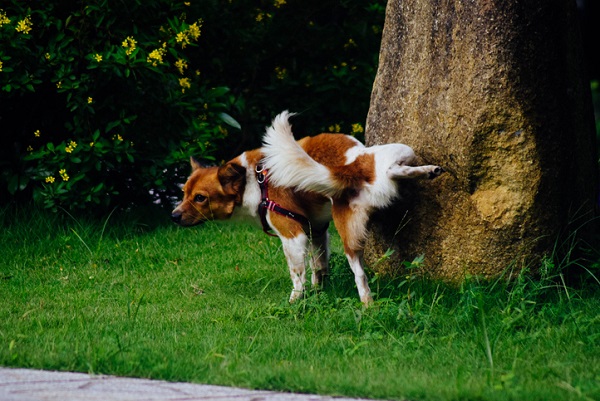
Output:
top-left (428, 166), bottom-right (445, 179)
top-left (361, 294), bottom-right (374, 307)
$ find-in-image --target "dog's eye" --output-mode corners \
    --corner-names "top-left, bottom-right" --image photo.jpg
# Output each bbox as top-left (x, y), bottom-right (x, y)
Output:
top-left (194, 194), bottom-right (207, 203)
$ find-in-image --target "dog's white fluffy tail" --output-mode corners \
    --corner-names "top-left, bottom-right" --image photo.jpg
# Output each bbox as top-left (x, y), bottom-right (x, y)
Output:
top-left (262, 111), bottom-right (340, 197)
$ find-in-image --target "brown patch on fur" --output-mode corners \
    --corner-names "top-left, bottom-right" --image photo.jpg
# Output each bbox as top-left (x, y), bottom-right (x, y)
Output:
top-left (269, 212), bottom-right (305, 238)
top-left (331, 153), bottom-right (375, 189)
top-left (300, 134), bottom-right (375, 191)
top-left (299, 134), bottom-right (358, 166)
top-left (331, 197), bottom-right (355, 254)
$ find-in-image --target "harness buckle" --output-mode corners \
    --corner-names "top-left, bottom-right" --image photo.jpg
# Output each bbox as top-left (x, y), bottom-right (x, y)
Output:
top-left (256, 164), bottom-right (266, 184)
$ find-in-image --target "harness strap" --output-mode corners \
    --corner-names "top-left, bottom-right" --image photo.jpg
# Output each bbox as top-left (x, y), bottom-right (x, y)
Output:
top-left (255, 163), bottom-right (327, 237)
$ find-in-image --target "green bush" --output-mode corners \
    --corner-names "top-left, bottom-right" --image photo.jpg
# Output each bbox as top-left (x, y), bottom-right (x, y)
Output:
top-left (0, 1), bottom-right (238, 211)
top-left (1, 0), bottom-right (385, 212)
top-left (187, 0), bottom-right (385, 151)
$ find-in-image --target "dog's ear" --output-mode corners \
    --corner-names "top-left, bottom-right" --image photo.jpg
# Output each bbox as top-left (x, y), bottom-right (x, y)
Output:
top-left (218, 163), bottom-right (246, 202)
top-left (190, 156), bottom-right (203, 172)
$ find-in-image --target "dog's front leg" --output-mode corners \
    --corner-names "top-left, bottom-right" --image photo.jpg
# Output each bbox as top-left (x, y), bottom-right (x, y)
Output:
top-left (280, 234), bottom-right (309, 302)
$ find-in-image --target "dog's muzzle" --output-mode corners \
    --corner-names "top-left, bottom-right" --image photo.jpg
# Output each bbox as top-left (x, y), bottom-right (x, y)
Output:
top-left (171, 211), bottom-right (183, 224)
top-left (171, 211), bottom-right (204, 227)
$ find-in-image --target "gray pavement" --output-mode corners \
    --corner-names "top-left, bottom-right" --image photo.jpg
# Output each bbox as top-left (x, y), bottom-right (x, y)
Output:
top-left (0, 368), bottom-right (375, 401)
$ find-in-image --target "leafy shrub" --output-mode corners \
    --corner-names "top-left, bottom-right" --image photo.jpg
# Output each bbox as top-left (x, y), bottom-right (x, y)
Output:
top-left (187, 0), bottom-right (386, 155)
top-left (0, 1), bottom-right (238, 211)
top-left (1, 0), bottom-right (385, 212)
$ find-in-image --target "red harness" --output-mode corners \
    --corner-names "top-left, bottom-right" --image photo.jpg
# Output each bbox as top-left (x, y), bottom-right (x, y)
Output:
top-left (255, 163), bottom-right (327, 237)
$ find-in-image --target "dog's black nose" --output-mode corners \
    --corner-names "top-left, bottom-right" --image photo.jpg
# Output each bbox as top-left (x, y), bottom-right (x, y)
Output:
top-left (171, 212), bottom-right (182, 223)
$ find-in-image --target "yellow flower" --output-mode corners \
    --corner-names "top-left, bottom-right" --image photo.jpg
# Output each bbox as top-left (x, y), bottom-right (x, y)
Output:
top-left (45, 53), bottom-right (52, 60)
top-left (147, 46), bottom-right (166, 67)
top-left (273, 0), bottom-right (286, 8)
top-left (179, 77), bottom-right (191, 93)
top-left (27, 145), bottom-right (33, 152)
top-left (344, 38), bottom-right (357, 49)
top-left (87, 97), bottom-right (93, 104)
top-left (351, 123), bottom-right (364, 135)
top-left (121, 36), bottom-right (137, 56)
top-left (15, 16), bottom-right (32, 34)
top-left (184, 1), bottom-right (191, 6)
top-left (256, 12), bottom-right (272, 22)
top-left (176, 31), bottom-right (190, 48)
top-left (59, 169), bottom-right (69, 181)
top-left (274, 66), bottom-right (286, 80)
top-left (187, 21), bottom-right (202, 40)
top-left (175, 59), bottom-right (188, 75)
top-left (56, 81), bottom-right (62, 89)
top-left (34, 130), bottom-right (40, 137)
top-left (328, 124), bottom-right (341, 133)
top-left (90, 142), bottom-right (94, 147)
top-left (65, 140), bottom-right (77, 153)
top-left (0, 10), bottom-right (11, 26)
top-left (45, 176), bottom-right (55, 184)
top-left (94, 54), bottom-right (103, 62)
top-left (117, 134), bottom-right (123, 141)
top-left (0, 60), bottom-right (3, 72)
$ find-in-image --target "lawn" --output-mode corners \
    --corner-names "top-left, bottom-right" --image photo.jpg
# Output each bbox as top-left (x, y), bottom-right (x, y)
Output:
top-left (0, 207), bottom-right (598, 401)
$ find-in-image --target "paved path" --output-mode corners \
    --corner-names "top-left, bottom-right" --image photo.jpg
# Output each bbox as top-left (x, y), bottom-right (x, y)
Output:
top-left (0, 368), bottom-right (374, 401)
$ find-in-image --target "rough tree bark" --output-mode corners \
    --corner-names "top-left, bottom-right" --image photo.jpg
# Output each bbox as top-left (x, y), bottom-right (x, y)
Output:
top-left (365, 0), bottom-right (597, 280)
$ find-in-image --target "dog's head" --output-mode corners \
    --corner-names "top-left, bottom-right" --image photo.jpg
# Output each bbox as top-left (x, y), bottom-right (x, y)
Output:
top-left (171, 157), bottom-right (246, 226)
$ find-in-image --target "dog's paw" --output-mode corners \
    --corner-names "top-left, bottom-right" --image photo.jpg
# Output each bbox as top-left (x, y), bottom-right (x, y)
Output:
top-left (428, 166), bottom-right (445, 179)
top-left (361, 294), bottom-right (374, 308)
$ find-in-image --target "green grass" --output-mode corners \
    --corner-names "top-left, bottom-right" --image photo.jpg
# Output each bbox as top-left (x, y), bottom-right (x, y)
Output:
top-left (0, 207), bottom-right (599, 401)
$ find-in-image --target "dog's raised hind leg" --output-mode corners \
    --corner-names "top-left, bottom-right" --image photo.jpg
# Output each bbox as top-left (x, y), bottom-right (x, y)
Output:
top-left (387, 164), bottom-right (444, 180)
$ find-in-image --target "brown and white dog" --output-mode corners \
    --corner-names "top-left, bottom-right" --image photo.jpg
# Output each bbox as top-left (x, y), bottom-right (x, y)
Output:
top-left (171, 111), bottom-right (443, 305)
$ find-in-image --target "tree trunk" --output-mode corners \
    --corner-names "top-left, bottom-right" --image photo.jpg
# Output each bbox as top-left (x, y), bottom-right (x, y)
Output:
top-left (365, 0), bottom-right (597, 280)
